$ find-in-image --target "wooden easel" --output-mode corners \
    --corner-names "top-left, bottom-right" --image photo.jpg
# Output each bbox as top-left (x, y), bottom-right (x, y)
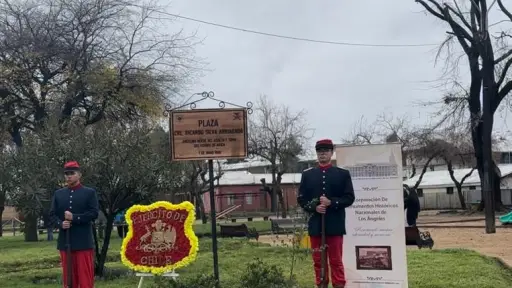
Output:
top-left (135, 270), bottom-right (179, 288)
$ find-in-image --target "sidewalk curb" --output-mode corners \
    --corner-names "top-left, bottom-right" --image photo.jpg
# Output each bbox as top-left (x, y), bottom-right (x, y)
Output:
top-left (495, 257), bottom-right (512, 271)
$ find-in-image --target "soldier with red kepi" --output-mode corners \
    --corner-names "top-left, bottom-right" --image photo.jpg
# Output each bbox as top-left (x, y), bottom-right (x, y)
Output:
top-left (297, 139), bottom-right (355, 288)
top-left (49, 161), bottom-right (99, 288)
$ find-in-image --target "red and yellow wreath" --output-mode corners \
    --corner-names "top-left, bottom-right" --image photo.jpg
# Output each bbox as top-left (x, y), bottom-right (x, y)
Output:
top-left (120, 201), bottom-right (199, 274)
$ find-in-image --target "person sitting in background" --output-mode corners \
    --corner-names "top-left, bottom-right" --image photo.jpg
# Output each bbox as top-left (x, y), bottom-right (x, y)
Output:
top-left (403, 184), bottom-right (420, 226)
top-left (42, 210), bottom-right (55, 241)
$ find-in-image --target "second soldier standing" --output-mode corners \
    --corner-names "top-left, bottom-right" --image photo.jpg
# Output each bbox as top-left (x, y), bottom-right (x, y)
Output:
top-left (297, 139), bottom-right (355, 288)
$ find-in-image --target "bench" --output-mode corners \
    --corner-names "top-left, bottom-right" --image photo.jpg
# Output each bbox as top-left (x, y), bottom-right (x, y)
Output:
top-left (405, 226), bottom-right (434, 249)
top-left (224, 213), bottom-right (272, 222)
top-left (270, 218), bottom-right (307, 234)
top-left (219, 224), bottom-right (259, 240)
top-left (469, 201), bottom-right (481, 211)
top-left (227, 216), bottom-right (265, 222)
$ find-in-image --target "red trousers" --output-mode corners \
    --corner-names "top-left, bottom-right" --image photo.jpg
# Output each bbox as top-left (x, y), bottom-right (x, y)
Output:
top-left (310, 236), bottom-right (345, 287)
top-left (59, 249), bottom-right (95, 288)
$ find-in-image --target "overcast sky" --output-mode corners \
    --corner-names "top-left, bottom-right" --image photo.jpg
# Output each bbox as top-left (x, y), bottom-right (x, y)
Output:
top-left (161, 0), bottom-right (512, 149)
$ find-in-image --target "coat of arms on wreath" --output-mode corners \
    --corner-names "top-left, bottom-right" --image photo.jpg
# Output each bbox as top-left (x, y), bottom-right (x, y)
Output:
top-left (137, 219), bottom-right (177, 253)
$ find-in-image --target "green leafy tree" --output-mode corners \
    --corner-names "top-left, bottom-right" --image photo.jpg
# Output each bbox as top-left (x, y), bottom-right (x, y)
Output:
top-left (0, 148), bottom-right (16, 237)
top-left (8, 120), bottom-right (78, 241)
top-left (77, 122), bottom-right (184, 276)
top-left (0, 0), bottom-right (198, 147)
top-left (0, 0), bottom-right (197, 239)
top-left (9, 120), bottom-right (185, 276)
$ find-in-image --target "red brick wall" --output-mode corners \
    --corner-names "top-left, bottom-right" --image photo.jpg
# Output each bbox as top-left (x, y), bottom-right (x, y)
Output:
top-left (215, 184), bottom-right (299, 213)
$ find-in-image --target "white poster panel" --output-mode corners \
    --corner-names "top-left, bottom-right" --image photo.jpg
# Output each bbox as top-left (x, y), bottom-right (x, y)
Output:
top-left (336, 143), bottom-right (408, 288)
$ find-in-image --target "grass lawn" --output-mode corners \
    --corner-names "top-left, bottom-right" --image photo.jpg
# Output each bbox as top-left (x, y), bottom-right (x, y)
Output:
top-left (1, 220), bottom-right (273, 237)
top-left (1, 231), bottom-right (511, 288)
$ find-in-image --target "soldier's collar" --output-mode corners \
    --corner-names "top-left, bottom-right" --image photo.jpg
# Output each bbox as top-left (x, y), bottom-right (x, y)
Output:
top-left (318, 163), bottom-right (332, 170)
top-left (68, 183), bottom-right (82, 190)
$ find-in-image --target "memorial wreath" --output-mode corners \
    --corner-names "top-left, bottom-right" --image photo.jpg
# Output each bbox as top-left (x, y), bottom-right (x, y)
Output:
top-left (120, 201), bottom-right (199, 274)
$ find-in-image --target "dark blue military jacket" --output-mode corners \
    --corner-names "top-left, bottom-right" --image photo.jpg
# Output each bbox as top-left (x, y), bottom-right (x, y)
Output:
top-left (297, 165), bottom-right (355, 236)
top-left (49, 185), bottom-right (99, 251)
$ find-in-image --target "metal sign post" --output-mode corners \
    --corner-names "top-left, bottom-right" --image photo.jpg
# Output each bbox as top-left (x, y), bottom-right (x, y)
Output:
top-left (135, 271), bottom-right (178, 288)
top-left (208, 159), bottom-right (220, 282)
top-left (164, 91), bottom-right (252, 287)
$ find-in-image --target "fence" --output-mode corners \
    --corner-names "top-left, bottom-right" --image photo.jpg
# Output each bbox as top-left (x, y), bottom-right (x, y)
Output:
top-left (1, 218), bottom-right (24, 236)
top-left (419, 188), bottom-right (512, 210)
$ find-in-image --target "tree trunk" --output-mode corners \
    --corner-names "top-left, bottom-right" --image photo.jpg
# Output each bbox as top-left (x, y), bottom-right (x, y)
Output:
top-left (10, 128), bottom-right (23, 147)
top-left (446, 159), bottom-right (473, 211)
top-left (275, 184), bottom-right (287, 218)
top-left (409, 164), bottom-right (416, 179)
top-left (23, 214), bottom-right (39, 242)
top-left (269, 190), bottom-right (277, 213)
top-left (0, 206), bottom-right (3, 237)
top-left (98, 222), bottom-right (105, 239)
top-left (472, 88), bottom-right (502, 211)
top-left (480, 41), bottom-right (497, 233)
top-left (196, 193), bottom-right (208, 224)
top-left (270, 172), bottom-right (278, 212)
top-left (476, 158), bottom-right (503, 211)
top-left (270, 168), bottom-right (279, 212)
top-left (95, 215), bottom-right (114, 277)
top-left (492, 162), bottom-right (504, 211)
top-left (92, 223), bottom-right (101, 263)
top-left (455, 184), bottom-right (467, 210)
top-left (413, 156), bottom-right (436, 190)
top-left (471, 118), bottom-right (487, 212)
top-left (481, 113), bottom-right (496, 233)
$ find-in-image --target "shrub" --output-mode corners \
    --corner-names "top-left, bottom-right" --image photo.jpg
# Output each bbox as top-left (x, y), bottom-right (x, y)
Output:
top-left (149, 259), bottom-right (296, 288)
top-left (238, 258), bottom-right (297, 288)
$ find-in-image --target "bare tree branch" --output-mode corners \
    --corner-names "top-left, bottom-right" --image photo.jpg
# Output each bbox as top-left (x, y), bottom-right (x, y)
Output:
top-left (415, 0), bottom-right (512, 212)
top-left (340, 115), bottom-right (375, 145)
top-left (248, 95), bottom-right (312, 217)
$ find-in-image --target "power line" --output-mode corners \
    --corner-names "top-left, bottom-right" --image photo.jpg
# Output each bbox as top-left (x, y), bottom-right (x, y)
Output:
top-left (151, 9), bottom-right (439, 48)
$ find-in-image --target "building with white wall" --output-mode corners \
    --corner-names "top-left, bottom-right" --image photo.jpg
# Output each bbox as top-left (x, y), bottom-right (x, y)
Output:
top-left (403, 164), bottom-right (512, 209)
top-left (217, 145), bottom-right (512, 210)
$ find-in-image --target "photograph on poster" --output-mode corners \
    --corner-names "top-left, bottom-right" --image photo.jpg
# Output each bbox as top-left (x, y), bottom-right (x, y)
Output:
top-left (355, 246), bottom-right (392, 271)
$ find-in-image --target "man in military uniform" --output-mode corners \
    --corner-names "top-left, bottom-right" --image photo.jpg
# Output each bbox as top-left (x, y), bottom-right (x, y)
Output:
top-left (50, 161), bottom-right (99, 288)
top-left (297, 139), bottom-right (355, 288)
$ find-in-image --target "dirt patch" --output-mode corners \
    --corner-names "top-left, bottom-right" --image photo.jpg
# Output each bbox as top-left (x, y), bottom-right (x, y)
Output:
top-left (258, 234), bottom-right (296, 246)
top-left (422, 227), bottom-right (512, 267)
top-left (416, 213), bottom-right (512, 266)
top-left (418, 215), bottom-right (493, 224)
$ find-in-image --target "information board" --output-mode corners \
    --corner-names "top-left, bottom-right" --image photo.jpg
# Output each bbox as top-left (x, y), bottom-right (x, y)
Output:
top-left (169, 108), bottom-right (248, 161)
top-left (336, 143), bottom-right (408, 288)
